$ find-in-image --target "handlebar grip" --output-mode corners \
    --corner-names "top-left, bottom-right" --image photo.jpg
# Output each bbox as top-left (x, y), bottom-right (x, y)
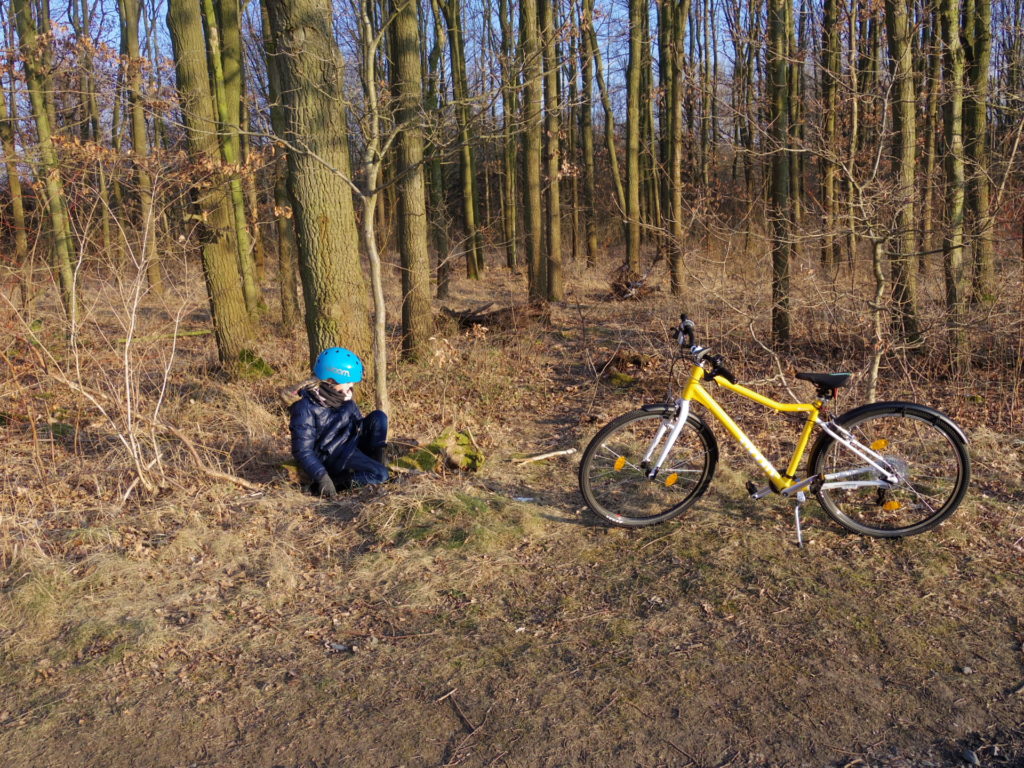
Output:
top-left (715, 365), bottom-right (737, 385)
top-left (705, 353), bottom-right (737, 384)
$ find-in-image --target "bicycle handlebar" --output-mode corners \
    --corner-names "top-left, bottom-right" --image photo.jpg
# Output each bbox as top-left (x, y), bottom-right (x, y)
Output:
top-left (671, 313), bottom-right (737, 385)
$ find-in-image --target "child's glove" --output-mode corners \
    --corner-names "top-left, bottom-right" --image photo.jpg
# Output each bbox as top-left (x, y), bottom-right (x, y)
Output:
top-left (316, 474), bottom-right (337, 498)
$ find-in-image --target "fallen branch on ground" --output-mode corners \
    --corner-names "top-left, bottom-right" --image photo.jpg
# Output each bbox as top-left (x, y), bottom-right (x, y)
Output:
top-left (513, 448), bottom-right (577, 464)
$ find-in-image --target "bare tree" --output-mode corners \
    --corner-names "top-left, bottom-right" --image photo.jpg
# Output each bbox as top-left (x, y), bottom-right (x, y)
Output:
top-left (390, 0), bottom-right (434, 360)
top-left (965, 0), bottom-right (996, 301)
top-left (940, 0), bottom-right (970, 371)
top-left (265, 0), bottom-right (374, 377)
top-left (625, 0), bottom-right (643, 272)
top-left (521, 0), bottom-right (546, 301)
top-left (12, 0), bottom-right (78, 329)
top-left (119, 0), bottom-right (164, 296)
top-left (167, 0), bottom-right (257, 374)
top-left (541, 0), bottom-right (563, 300)
top-left (202, 0), bottom-right (263, 316)
top-left (768, 0), bottom-right (792, 343)
top-left (258, 0), bottom-right (301, 329)
top-left (0, 50), bottom-right (29, 277)
top-left (884, 0), bottom-right (922, 344)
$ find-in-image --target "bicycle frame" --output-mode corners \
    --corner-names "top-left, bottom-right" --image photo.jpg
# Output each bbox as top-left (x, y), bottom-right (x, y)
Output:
top-left (643, 363), bottom-right (900, 494)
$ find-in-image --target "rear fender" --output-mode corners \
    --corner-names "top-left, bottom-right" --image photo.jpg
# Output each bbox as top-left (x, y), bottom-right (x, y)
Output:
top-left (832, 401), bottom-right (969, 446)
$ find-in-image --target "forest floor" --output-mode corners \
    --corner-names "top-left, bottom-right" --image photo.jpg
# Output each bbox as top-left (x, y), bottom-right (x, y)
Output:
top-left (2, 250), bottom-right (1024, 768)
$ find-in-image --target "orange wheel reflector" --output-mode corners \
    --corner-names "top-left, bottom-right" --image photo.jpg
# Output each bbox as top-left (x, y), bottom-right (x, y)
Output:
top-left (870, 439), bottom-right (889, 451)
top-left (614, 456), bottom-right (626, 471)
top-left (883, 500), bottom-right (902, 511)
top-left (665, 473), bottom-right (679, 487)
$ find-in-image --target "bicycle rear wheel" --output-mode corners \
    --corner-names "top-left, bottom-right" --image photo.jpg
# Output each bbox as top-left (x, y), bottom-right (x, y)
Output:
top-left (808, 403), bottom-right (970, 537)
top-left (579, 408), bottom-right (717, 527)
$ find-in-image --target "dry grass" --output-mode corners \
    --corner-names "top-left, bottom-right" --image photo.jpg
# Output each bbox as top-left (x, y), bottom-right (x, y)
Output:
top-left (1, 236), bottom-right (1023, 766)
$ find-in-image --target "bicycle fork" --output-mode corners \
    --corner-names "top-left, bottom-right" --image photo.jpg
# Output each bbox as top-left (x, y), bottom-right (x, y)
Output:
top-left (640, 399), bottom-right (692, 478)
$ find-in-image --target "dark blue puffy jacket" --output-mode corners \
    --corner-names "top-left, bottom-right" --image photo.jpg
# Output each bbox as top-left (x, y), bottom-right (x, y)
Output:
top-left (289, 390), bottom-right (363, 481)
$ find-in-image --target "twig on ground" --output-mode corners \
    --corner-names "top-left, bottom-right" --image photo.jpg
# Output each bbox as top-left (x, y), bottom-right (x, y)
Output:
top-left (445, 693), bottom-right (477, 734)
top-left (513, 448), bottom-right (577, 464)
top-left (661, 737), bottom-right (698, 765)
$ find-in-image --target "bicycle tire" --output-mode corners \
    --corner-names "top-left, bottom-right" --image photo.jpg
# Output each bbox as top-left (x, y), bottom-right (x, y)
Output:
top-left (579, 407), bottom-right (718, 527)
top-left (807, 402), bottom-right (970, 537)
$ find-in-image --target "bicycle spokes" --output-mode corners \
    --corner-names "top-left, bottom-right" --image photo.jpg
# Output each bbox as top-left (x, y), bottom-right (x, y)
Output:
top-left (579, 410), bottom-right (717, 526)
top-left (812, 407), bottom-right (967, 536)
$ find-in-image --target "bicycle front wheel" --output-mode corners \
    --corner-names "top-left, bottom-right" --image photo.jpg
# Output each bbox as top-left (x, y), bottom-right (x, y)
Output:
top-left (808, 402), bottom-right (970, 537)
top-left (579, 408), bottom-right (718, 527)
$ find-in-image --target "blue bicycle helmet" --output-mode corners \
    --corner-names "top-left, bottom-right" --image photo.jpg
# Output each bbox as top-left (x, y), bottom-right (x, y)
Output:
top-left (313, 347), bottom-right (364, 383)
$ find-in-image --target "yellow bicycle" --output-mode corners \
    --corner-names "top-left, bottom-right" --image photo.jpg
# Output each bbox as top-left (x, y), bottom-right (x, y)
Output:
top-left (578, 315), bottom-right (970, 542)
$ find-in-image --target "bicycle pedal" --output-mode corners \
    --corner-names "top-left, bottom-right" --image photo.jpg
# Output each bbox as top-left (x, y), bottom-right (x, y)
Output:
top-left (746, 481), bottom-right (772, 500)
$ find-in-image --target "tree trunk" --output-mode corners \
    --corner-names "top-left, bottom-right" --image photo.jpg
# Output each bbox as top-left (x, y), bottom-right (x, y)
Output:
top-left (264, 0), bottom-right (373, 375)
top-left (768, 0), bottom-right (791, 344)
top-left (700, 0), bottom-right (712, 187)
top-left (941, 0), bottom-right (970, 372)
top-left (0, 73), bottom-right (29, 273)
top-left (567, 27), bottom-right (581, 266)
top-left (71, 0), bottom-right (113, 256)
top-left (820, 0), bottom-right (840, 268)
top-left (12, 0), bottom-right (78, 329)
top-left (639, 3), bottom-right (657, 237)
top-left (119, 0), bottom-right (164, 296)
top-left (241, 96), bottom-right (267, 282)
top-left (521, 0), bottom-right (545, 301)
top-left (922, 8), bottom-right (942, 265)
top-left (541, 0), bottom-right (563, 300)
top-left (669, 0), bottom-right (691, 295)
top-left (847, 0), bottom-right (860, 264)
top-left (499, 0), bottom-right (519, 270)
top-left (167, 0), bottom-right (256, 374)
top-left (215, 0), bottom-right (243, 162)
top-left (357, 0), bottom-right (390, 413)
top-left (259, 0), bottom-right (301, 330)
top-left (391, 0), bottom-right (433, 360)
top-left (786, 0), bottom-right (802, 227)
top-left (625, 0), bottom-right (643, 271)
top-left (202, 0), bottom-right (263, 316)
top-left (589, 18), bottom-right (626, 230)
top-left (657, 0), bottom-right (671, 263)
top-left (425, 0), bottom-right (452, 298)
top-left (964, 0), bottom-right (995, 301)
top-left (884, 0), bottom-right (922, 344)
top-left (579, 0), bottom-right (598, 266)
top-left (439, 0), bottom-right (484, 279)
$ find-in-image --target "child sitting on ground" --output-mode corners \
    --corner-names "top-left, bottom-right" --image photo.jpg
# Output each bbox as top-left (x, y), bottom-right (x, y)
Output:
top-left (287, 347), bottom-right (388, 497)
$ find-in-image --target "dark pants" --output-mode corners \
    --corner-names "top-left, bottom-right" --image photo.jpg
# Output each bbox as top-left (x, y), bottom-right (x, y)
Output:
top-left (328, 410), bottom-right (388, 487)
